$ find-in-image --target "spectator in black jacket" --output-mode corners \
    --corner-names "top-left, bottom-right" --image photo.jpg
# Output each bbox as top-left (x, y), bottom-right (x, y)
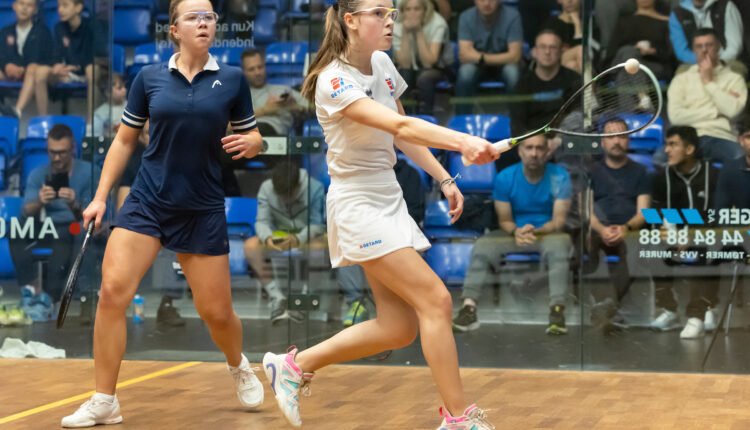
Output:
top-left (38, 0), bottom-right (105, 115)
top-left (0, 0), bottom-right (53, 117)
top-left (650, 126), bottom-right (719, 339)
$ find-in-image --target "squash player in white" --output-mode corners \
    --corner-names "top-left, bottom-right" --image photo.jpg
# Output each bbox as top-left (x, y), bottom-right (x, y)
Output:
top-left (261, 0), bottom-right (500, 428)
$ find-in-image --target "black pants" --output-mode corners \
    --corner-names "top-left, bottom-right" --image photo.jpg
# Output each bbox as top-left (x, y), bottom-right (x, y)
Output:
top-left (587, 232), bottom-right (632, 305)
top-left (398, 67), bottom-right (448, 116)
top-left (655, 276), bottom-right (718, 319)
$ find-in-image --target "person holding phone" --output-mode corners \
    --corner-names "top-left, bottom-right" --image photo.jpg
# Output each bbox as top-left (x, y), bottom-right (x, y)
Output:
top-left (240, 48), bottom-right (309, 137)
top-left (9, 123), bottom-right (100, 318)
top-left (61, 0), bottom-right (265, 427)
top-left (243, 160), bottom-right (325, 323)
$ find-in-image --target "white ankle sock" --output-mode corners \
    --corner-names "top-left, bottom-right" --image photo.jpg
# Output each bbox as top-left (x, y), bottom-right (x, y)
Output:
top-left (92, 393), bottom-right (115, 403)
top-left (228, 354), bottom-right (248, 370)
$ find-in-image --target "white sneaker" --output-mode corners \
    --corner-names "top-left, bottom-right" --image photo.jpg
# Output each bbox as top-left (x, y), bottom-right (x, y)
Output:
top-left (650, 309), bottom-right (681, 331)
top-left (704, 308), bottom-right (717, 332)
top-left (436, 404), bottom-right (495, 429)
top-left (61, 395), bottom-right (123, 428)
top-left (263, 347), bottom-right (314, 428)
top-left (228, 353), bottom-right (264, 408)
top-left (680, 318), bottom-right (705, 339)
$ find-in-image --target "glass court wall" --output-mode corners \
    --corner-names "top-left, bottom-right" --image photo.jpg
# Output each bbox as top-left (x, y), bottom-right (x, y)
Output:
top-left (0, 0), bottom-right (748, 375)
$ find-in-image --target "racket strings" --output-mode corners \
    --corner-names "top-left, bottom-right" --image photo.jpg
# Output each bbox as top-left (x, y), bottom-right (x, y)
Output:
top-left (555, 67), bottom-right (660, 135)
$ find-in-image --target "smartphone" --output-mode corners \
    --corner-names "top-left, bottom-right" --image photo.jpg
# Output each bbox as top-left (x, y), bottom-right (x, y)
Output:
top-left (45, 172), bottom-right (69, 192)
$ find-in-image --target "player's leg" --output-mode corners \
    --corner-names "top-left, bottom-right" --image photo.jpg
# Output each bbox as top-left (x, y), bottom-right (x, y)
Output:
top-left (62, 228), bottom-right (161, 428)
top-left (178, 252), bottom-right (264, 408)
top-left (263, 263), bottom-right (418, 427)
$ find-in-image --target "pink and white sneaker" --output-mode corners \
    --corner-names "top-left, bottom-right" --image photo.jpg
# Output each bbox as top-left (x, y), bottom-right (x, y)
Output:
top-left (437, 404), bottom-right (495, 430)
top-left (262, 347), bottom-right (314, 428)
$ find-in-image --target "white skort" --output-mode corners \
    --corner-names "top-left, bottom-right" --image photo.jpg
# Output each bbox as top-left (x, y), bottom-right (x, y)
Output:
top-left (327, 169), bottom-right (430, 268)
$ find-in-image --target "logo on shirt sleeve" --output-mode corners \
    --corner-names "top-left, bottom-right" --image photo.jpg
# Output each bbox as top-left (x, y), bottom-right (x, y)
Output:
top-left (62, 36), bottom-right (70, 48)
top-left (6, 35), bottom-right (14, 46)
top-left (385, 77), bottom-right (395, 96)
top-left (330, 76), bottom-right (354, 99)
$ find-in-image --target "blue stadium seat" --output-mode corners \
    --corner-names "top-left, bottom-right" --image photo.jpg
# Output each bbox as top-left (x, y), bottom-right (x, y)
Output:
top-left (27, 115), bottom-right (86, 156)
top-left (112, 44), bottom-right (126, 75)
top-left (265, 41), bottom-right (308, 77)
top-left (0, 116), bottom-right (19, 157)
top-left (254, 8), bottom-right (278, 45)
top-left (0, 5), bottom-right (15, 28)
top-left (302, 119), bottom-right (330, 190)
top-left (225, 197), bottom-right (257, 239)
top-left (129, 42), bottom-right (173, 81)
top-left (210, 46), bottom-right (246, 66)
top-left (260, 0), bottom-right (288, 11)
top-left (228, 238), bottom-right (248, 276)
top-left (409, 114), bottom-right (438, 124)
top-left (114, 3), bottom-right (153, 46)
top-left (446, 115), bottom-right (508, 193)
top-left (622, 114), bottom-right (663, 153)
top-left (424, 242), bottom-right (474, 286)
top-left (423, 200), bottom-right (482, 240)
top-left (448, 114), bottom-right (510, 141)
top-left (303, 118), bottom-right (324, 138)
top-left (447, 152), bottom-right (496, 193)
top-left (44, 6), bottom-right (59, 29)
top-left (0, 196), bottom-right (22, 279)
top-left (22, 152), bottom-right (49, 189)
top-left (628, 153), bottom-right (655, 173)
top-left (396, 152), bottom-right (429, 190)
top-left (503, 252), bottom-right (540, 263)
top-left (0, 153), bottom-right (5, 190)
top-left (0, 195), bottom-right (22, 219)
top-left (267, 76), bottom-right (305, 88)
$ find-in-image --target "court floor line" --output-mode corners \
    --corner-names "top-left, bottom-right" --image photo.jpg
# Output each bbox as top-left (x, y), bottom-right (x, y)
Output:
top-left (0, 361), bottom-right (202, 425)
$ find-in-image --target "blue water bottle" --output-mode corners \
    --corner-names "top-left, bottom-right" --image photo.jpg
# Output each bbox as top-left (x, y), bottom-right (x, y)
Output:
top-left (133, 295), bottom-right (145, 323)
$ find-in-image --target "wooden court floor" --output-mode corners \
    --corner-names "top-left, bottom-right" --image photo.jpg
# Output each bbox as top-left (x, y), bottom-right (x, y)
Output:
top-left (2, 359), bottom-right (750, 429)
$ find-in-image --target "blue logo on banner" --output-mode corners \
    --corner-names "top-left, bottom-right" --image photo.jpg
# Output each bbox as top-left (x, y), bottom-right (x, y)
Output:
top-left (641, 208), bottom-right (706, 225)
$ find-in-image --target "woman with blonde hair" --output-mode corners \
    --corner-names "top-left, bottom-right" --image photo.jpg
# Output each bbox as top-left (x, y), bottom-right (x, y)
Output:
top-left (61, 0), bottom-right (265, 426)
top-left (393, 0), bottom-right (453, 115)
top-left (261, 0), bottom-right (499, 428)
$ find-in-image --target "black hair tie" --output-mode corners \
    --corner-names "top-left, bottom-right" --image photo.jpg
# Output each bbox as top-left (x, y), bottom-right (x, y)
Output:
top-left (333, 1), bottom-right (339, 11)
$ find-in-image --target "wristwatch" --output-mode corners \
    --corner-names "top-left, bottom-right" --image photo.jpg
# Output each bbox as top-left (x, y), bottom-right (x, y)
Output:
top-left (478, 54), bottom-right (485, 65)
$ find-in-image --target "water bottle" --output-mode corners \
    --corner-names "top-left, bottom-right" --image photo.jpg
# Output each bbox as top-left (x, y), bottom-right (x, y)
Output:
top-left (133, 295), bottom-right (145, 323)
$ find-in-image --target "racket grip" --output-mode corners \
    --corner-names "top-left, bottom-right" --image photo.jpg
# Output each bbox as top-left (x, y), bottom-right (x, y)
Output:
top-left (461, 138), bottom-right (512, 166)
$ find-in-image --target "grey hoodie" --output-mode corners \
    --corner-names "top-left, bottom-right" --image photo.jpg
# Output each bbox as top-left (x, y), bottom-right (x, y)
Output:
top-left (255, 168), bottom-right (325, 244)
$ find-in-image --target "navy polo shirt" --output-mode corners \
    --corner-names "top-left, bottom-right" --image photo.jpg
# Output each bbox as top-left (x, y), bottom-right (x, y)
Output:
top-left (0, 20), bottom-right (53, 70)
top-left (121, 53), bottom-right (256, 212)
top-left (52, 17), bottom-right (105, 72)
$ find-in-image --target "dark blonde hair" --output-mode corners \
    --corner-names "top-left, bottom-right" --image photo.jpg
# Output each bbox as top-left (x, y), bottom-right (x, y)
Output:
top-left (300, 0), bottom-right (363, 102)
top-left (397, 0), bottom-right (434, 27)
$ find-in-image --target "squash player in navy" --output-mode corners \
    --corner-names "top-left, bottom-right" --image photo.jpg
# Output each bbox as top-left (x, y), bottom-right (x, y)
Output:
top-left (61, 0), bottom-right (265, 427)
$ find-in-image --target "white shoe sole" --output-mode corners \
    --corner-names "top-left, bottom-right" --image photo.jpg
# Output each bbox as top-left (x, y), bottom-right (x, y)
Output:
top-left (62, 415), bottom-right (123, 428)
top-left (263, 353), bottom-right (302, 428)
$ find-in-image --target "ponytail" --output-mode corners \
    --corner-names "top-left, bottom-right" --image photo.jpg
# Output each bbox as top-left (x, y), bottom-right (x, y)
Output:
top-left (301, 0), bottom-right (361, 102)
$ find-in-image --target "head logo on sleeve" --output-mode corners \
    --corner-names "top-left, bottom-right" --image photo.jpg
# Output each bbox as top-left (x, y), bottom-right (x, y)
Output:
top-left (385, 77), bottom-right (395, 96)
top-left (6, 35), bottom-right (14, 46)
top-left (330, 76), bottom-right (354, 99)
